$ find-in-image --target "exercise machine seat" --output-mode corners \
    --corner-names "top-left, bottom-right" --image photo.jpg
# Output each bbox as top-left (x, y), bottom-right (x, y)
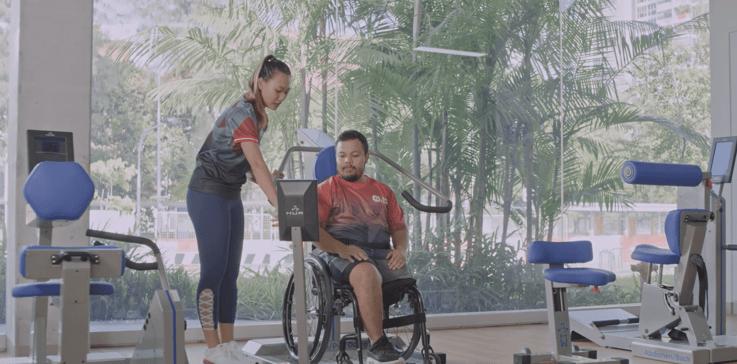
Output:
top-left (314, 146), bottom-right (338, 183)
top-left (12, 282), bottom-right (114, 298)
top-left (15, 162), bottom-right (119, 299)
top-left (630, 209), bottom-right (708, 265)
top-left (528, 240), bottom-right (616, 286)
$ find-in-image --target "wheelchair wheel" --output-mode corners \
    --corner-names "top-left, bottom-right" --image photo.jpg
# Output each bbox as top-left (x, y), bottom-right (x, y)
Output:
top-left (282, 255), bottom-right (332, 363)
top-left (384, 286), bottom-right (423, 360)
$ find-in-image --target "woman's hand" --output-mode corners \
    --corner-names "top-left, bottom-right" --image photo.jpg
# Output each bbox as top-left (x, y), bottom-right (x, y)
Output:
top-left (272, 169), bottom-right (285, 180)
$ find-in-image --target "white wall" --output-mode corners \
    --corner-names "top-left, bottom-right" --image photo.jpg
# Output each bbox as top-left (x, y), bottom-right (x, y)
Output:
top-left (6, 0), bottom-right (93, 356)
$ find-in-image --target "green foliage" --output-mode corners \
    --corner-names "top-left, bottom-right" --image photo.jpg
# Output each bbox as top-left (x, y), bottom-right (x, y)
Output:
top-left (90, 240), bottom-right (196, 321)
top-left (410, 232), bottom-right (640, 313)
top-left (235, 265), bottom-right (290, 321)
top-left (91, 158), bottom-right (137, 213)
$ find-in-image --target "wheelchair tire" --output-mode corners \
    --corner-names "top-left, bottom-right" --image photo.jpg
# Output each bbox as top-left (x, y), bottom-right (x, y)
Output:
top-left (282, 255), bottom-right (332, 364)
top-left (384, 286), bottom-right (423, 360)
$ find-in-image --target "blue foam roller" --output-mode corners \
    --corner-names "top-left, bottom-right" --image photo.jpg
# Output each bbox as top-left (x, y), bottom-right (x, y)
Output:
top-left (621, 161), bottom-right (702, 187)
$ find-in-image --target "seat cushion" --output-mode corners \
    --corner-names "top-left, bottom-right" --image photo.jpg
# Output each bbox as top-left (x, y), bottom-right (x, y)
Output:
top-left (543, 267), bottom-right (616, 286)
top-left (631, 244), bottom-right (680, 265)
top-left (12, 281), bottom-right (115, 298)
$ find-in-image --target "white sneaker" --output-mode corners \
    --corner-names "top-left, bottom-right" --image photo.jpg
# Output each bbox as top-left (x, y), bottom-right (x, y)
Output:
top-left (203, 343), bottom-right (242, 364)
top-left (225, 341), bottom-right (249, 362)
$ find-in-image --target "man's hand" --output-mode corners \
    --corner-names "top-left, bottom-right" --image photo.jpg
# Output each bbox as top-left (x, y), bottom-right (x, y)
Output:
top-left (272, 169), bottom-right (285, 180)
top-left (338, 244), bottom-right (368, 263)
top-left (386, 249), bottom-right (406, 270)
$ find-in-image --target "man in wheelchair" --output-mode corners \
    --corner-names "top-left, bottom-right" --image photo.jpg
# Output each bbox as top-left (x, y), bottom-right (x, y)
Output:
top-left (314, 130), bottom-right (410, 364)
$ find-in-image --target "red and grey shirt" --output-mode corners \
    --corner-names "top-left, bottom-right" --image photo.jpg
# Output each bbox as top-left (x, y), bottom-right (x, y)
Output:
top-left (318, 175), bottom-right (407, 249)
top-left (188, 98), bottom-right (266, 199)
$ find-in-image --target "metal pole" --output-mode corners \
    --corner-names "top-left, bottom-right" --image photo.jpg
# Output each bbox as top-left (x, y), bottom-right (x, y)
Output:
top-left (136, 124), bottom-right (160, 235)
top-left (334, 0), bottom-right (339, 138)
top-left (292, 227), bottom-right (309, 364)
top-left (412, 0), bottom-right (422, 247)
top-left (560, 5), bottom-right (564, 231)
top-left (156, 73), bottom-right (162, 239)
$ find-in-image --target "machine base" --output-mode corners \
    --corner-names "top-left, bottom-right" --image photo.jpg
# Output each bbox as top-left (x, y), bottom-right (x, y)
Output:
top-left (632, 337), bottom-right (737, 364)
top-left (242, 337), bottom-right (444, 364)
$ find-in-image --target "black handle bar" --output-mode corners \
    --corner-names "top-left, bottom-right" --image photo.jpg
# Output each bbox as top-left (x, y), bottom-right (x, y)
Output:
top-left (401, 191), bottom-right (453, 213)
top-left (87, 229), bottom-right (160, 271)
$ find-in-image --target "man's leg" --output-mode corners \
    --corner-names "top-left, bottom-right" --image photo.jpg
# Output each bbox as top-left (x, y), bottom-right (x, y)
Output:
top-left (349, 262), bottom-right (384, 343)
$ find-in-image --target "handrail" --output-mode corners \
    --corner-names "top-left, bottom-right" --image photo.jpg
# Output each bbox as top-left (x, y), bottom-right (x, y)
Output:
top-left (272, 146), bottom-right (452, 214)
top-left (273, 146), bottom-right (324, 184)
top-left (369, 150), bottom-right (453, 213)
top-left (86, 229), bottom-right (170, 290)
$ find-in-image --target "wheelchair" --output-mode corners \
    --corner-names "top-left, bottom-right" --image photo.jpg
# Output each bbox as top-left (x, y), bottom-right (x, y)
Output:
top-left (279, 142), bottom-right (448, 364)
top-left (281, 251), bottom-right (440, 364)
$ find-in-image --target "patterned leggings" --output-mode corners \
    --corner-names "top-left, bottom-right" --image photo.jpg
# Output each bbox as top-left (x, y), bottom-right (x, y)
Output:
top-left (186, 189), bottom-right (244, 330)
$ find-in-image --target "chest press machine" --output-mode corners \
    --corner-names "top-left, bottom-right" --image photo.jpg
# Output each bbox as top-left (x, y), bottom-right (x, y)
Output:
top-left (9, 161), bottom-right (188, 364)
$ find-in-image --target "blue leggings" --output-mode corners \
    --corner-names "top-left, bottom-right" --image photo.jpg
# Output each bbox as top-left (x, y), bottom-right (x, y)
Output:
top-left (186, 189), bottom-right (244, 329)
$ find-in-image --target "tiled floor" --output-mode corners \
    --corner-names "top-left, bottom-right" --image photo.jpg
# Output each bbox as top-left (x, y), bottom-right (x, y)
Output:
top-left (5, 317), bottom-right (737, 363)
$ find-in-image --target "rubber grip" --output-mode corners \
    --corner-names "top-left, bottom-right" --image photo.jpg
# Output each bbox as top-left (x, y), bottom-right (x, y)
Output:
top-left (621, 161), bottom-right (702, 187)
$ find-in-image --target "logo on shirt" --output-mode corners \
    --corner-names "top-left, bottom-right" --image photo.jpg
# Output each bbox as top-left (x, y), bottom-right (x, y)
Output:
top-left (286, 205), bottom-right (304, 216)
top-left (372, 195), bottom-right (388, 204)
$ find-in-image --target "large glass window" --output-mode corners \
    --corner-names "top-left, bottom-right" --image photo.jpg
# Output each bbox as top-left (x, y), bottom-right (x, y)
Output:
top-left (86, 0), bottom-right (711, 335)
top-left (0, 0), bottom-right (10, 330)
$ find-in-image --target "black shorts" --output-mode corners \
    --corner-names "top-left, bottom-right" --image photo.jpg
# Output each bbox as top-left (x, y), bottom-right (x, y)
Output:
top-left (316, 247), bottom-right (413, 284)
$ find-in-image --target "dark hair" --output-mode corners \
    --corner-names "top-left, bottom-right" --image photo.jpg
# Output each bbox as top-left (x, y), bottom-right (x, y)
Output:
top-left (336, 130), bottom-right (369, 154)
top-left (246, 55), bottom-right (291, 126)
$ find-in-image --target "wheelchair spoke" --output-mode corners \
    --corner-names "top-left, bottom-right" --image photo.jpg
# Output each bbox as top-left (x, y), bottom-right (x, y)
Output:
top-left (282, 256), bottom-right (332, 364)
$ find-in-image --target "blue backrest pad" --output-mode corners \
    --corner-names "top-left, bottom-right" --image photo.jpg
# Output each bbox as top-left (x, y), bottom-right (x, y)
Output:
top-left (314, 146), bottom-right (338, 184)
top-left (527, 241), bottom-right (593, 264)
top-left (23, 162), bottom-right (95, 221)
top-left (664, 209), bottom-right (710, 256)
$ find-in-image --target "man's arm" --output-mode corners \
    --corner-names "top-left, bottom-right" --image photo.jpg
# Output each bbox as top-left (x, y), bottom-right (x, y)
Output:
top-left (315, 227), bottom-right (368, 263)
top-left (386, 229), bottom-right (408, 270)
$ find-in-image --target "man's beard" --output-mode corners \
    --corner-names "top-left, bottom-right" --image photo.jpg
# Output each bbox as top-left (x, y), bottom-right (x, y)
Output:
top-left (340, 172), bottom-right (361, 182)
top-left (339, 166), bottom-right (363, 182)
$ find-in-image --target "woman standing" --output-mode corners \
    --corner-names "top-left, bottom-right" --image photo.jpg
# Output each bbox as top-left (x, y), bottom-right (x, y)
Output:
top-left (186, 55), bottom-right (290, 363)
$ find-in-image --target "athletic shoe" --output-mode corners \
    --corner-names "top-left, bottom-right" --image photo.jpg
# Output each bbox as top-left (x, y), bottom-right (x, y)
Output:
top-left (203, 343), bottom-right (241, 364)
top-left (367, 335), bottom-right (406, 364)
top-left (225, 341), bottom-right (250, 362)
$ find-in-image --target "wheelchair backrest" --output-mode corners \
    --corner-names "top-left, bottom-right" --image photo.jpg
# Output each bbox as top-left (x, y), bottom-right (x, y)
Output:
top-left (314, 145), bottom-right (338, 184)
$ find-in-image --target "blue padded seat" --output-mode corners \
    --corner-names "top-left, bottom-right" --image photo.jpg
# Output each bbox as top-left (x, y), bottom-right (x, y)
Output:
top-left (631, 244), bottom-right (680, 265)
top-left (314, 146), bottom-right (338, 184)
top-left (24, 161), bottom-right (95, 221)
top-left (543, 268), bottom-right (616, 286)
top-left (528, 240), bottom-right (616, 286)
top-left (12, 282), bottom-right (115, 298)
top-left (630, 209), bottom-right (708, 265)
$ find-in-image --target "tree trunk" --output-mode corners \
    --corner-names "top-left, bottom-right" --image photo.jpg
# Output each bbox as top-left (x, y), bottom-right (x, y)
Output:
top-left (440, 87), bottom-right (450, 249)
top-left (546, 164), bottom-right (559, 242)
top-left (412, 125), bottom-right (422, 250)
top-left (523, 123), bottom-right (534, 245)
top-left (469, 119), bottom-right (488, 260)
top-left (425, 148), bottom-right (432, 245)
top-left (501, 132), bottom-right (518, 247)
top-left (452, 180), bottom-right (464, 266)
